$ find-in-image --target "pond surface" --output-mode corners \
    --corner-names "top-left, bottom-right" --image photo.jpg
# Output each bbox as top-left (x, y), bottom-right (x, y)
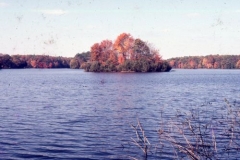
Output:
top-left (0, 69), bottom-right (240, 159)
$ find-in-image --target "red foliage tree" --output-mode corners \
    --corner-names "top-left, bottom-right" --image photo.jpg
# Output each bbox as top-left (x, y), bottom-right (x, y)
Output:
top-left (90, 43), bottom-right (101, 62)
top-left (99, 40), bottom-right (113, 63)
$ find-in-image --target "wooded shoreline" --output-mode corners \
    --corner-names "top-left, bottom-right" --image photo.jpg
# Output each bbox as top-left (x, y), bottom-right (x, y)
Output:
top-left (1, 53), bottom-right (240, 70)
top-left (167, 55), bottom-right (240, 69)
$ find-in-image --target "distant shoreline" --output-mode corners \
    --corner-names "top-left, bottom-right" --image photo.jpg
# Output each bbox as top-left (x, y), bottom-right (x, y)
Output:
top-left (1, 54), bottom-right (240, 70)
top-left (167, 54), bottom-right (240, 69)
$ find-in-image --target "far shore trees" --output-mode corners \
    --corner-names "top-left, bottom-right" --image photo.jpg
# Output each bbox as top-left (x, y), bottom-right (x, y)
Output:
top-left (168, 55), bottom-right (240, 69)
top-left (0, 54), bottom-right (70, 69)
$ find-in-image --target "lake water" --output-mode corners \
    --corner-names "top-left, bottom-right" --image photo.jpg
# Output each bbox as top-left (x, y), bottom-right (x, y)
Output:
top-left (0, 69), bottom-right (239, 159)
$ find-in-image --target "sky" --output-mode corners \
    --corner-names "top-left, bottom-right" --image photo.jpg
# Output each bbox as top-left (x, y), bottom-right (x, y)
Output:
top-left (0, 0), bottom-right (240, 59)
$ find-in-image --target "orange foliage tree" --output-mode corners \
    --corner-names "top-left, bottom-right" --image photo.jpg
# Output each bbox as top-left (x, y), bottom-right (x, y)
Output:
top-left (236, 60), bottom-right (240, 69)
top-left (113, 33), bottom-right (134, 64)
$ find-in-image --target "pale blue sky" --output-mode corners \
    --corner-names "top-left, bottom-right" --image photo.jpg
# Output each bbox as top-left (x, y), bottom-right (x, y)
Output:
top-left (0, 0), bottom-right (240, 59)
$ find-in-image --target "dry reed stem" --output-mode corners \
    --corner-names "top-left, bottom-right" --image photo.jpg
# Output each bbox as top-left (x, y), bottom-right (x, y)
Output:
top-left (130, 119), bottom-right (151, 159)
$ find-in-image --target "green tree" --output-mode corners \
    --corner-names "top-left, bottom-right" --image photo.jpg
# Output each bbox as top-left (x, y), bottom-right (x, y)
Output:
top-left (89, 61), bottom-right (101, 72)
top-left (70, 58), bottom-right (80, 69)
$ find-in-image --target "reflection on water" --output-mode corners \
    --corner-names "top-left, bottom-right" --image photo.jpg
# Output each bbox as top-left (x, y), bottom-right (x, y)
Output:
top-left (0, 69), bottom-right (239, 159)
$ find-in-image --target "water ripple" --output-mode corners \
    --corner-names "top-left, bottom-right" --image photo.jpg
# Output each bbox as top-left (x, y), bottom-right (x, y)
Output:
top-left (0, 69), bottom-right (240, 159)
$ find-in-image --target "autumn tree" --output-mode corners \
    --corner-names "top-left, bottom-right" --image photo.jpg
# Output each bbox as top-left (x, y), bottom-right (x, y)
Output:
top-left (202, 56), bottom-right (215, 68)
top-left (113, 33), bottom-right (134, 64)
top-left (189, 59), bottom-right (198, 69)
top-left (99, 40), bottom-right (113, 63)
top-left (90, 43), bottom-right (101, 62)
top-left (89, 40), bottom-right (113, 62)
top-left (236, 60), bottom-right (240, 69)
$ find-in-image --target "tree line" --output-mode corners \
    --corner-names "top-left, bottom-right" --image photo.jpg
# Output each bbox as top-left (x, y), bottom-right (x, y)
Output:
top-left (0, 54), bottom-right (70, 69)
top-left (168, 55), bottom-right (240, 69)
top-left (2, 42), bottom-right (239, 70)
top-left (2, 53), bottom-right (240, 70)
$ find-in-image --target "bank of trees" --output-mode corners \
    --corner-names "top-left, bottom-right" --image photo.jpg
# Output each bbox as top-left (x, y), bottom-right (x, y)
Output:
top-left (168, 55), bottom-right (240, 69)
top-left (80, 33), bottom-right (172, 72)
top-left (0, 54), bottom-right (70, 69)
top-left (1, 53), bottom-right (239, 70)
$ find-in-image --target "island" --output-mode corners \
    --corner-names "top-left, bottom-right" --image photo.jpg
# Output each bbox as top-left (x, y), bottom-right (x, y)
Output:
top-left (79, 33), bottom-right (172, 72)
